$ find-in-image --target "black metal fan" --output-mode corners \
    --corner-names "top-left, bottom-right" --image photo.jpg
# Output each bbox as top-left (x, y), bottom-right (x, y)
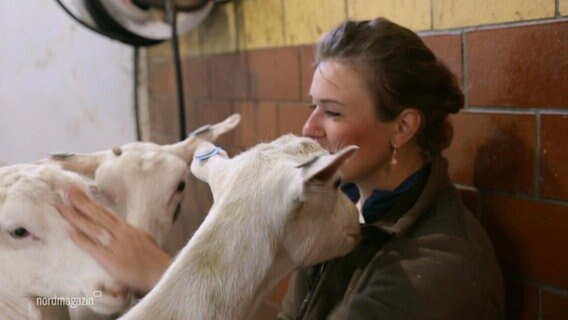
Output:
top-left (55, 0), bottom-right (214, 46)
top-left (55, 0), bottom-right (227, 142)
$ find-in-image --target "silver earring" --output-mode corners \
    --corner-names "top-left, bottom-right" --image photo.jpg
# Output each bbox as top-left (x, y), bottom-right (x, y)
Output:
top-left (391, 148), bottom-right (398, 165)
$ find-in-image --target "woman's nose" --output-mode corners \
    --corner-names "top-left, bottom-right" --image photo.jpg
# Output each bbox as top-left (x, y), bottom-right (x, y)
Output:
top-left (302, 109), bottom-right (324, 138)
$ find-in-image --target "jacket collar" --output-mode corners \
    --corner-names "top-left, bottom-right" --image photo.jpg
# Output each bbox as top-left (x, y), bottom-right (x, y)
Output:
top-left (371, 153), bottom-right (453, 237)
top-left (341, 164), bottom-right (431, 224)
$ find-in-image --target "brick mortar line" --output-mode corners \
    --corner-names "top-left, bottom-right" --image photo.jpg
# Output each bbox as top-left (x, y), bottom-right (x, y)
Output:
top-left (417, 16), bottom-right (568, 34)
top-left (504, 274), bottom-right (568, 298)
top-left (472, 188), bottom-right (568, 207)
top-left (535, 112), bottom-right (542, 197)
top-left (464, 107), bottom-right (568, 114)
top-left (151, 93), bottom-right (176, 101)
top-left (276, 102), bottom-right (281, 135)
top-left (163, 97), bottom-right (568, 112)
top-left (297, 47), bottom-right (304, 107)
top-left (455, 184), bottom-right (568, 208)
top-left (430, 0), bottom-right (434, 31)
top-left (205, 51), bottom-right (212, 100)
top-left (460, 30), bottom-right (466, 95)
top-left (190, 97), bottom-right (310, 104)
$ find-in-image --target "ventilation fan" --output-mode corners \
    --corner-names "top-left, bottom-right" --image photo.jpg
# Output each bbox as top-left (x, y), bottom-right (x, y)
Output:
top-left (55, 0), bottom-right (215, 46)
top-left (55, 0), bottom-right (226, 141)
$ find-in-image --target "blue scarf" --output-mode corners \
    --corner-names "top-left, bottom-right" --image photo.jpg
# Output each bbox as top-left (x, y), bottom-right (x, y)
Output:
top-left (340, 164), bottom-right (431, 224)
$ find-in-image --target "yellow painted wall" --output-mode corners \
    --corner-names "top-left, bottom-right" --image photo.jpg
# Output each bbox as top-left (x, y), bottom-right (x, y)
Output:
top-left (560, 0), bottom-right (568, 16)
top-left (348, 0), bottom-right (431, 31)
top-left (150, 0), bottom-right (562, 58)
top-left (283, 0), bottom-right (346, 45)
top-left (237, 0), bottom-right (285, 50)
top-left (199, 2), bottom-right (239, 55)
top-left (434, 0), bottom-right (555, 29)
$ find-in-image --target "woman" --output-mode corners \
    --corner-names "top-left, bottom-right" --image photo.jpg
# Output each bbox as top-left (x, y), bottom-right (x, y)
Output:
top-left (279, 18), bottom-right (504, 319)
top-left (60, 17), bottom-right (504, 319)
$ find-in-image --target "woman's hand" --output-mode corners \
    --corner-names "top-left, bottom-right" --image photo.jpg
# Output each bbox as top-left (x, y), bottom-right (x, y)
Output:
top-left (57, 185), bottom-right (172, 294)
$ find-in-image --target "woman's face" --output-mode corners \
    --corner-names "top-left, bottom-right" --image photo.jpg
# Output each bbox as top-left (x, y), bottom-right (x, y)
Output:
top-left (302, 61), bottom-right (396, 184)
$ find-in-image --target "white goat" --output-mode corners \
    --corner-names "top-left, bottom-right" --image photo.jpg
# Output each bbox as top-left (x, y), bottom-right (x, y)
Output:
top-left (120, 134), bottom-right (361, 320)
top-left (0, 164), bottom-right (130, 320)
top-left (41, 114), bottom-right (241, 247)
top-left (39, 114), bottom-right (240, 320)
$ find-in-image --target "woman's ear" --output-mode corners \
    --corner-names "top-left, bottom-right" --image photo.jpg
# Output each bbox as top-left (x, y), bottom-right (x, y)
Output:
top-left (391, 108), bottom-right (423, 147)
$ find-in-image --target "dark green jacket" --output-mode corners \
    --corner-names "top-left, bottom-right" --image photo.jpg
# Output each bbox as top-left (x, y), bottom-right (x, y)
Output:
top-left (279, 155), bottom-right (505, 320)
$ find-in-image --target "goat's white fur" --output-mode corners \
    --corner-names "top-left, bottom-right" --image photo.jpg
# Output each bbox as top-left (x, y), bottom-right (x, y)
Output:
top-left (120, 134), bottom-right (361, 320)
top-left (0, 115), bottom-right (240, 320)
top-left (0, 165), bottom-right (130, 320)
top-left (40, 113), bottom-right (241, 247)
top-left (38, 114), bottom-right (241, 320)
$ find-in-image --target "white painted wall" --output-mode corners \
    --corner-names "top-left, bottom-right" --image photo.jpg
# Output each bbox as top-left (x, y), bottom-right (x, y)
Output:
top-left (0, 1), bottom-right (136, 166)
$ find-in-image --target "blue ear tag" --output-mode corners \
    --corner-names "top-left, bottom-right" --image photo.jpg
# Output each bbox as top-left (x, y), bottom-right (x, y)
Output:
top-left (195, 146), bottom-right (224, 161)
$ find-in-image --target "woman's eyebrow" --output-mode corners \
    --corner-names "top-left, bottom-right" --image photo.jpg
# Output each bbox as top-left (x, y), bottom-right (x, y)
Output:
top-left (310, 97), bottom-right (346, 107)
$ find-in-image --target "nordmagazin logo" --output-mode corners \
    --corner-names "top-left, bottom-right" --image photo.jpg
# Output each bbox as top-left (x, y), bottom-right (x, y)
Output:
top-left (35, 291), bottom-right (100, 309)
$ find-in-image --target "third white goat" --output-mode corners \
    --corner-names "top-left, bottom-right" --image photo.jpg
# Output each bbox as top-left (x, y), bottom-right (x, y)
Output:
top-left (120, 134), bottom-right (361, 320)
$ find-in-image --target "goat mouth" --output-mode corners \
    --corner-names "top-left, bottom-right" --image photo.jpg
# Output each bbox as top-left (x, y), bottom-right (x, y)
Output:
top-left (80, 289), bottom-right (129, 315)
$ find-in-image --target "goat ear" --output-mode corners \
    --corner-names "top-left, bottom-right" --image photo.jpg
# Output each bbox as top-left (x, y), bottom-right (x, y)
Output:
top-left (190, 141), bottom-right (229, 183)
top-left (300, 145), bottom-right (358, 185)
top-left (38, 152), bottom-right (107, 179)
top-left (165, 113), bottom-right (241, 163)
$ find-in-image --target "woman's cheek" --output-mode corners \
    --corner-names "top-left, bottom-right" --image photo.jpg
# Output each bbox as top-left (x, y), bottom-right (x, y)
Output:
top-left (337, 152), bottom-right (362, 182)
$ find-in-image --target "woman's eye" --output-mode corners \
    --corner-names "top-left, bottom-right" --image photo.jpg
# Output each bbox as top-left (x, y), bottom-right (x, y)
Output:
top-left (325, 111), bottom-right (342, 118)
top-left (176, 181), bottom-right (186, 192)
top-left (308, 104), bottom-right (316, 110)
top-left (9, 227), bottom-right (30, 239)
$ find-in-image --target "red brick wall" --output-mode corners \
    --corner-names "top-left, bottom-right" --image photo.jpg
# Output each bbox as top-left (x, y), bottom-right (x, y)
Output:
top-left (147, 20), bottom-right (568, 319)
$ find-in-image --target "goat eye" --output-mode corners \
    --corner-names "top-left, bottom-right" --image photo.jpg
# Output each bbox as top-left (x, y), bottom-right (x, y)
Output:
top-left (176, 181), bottom-right (186, 192)
top-left (9, 227), bottom-right (30, 239)
top-left (173, 203), bottom-right (181, 223)
top-left (333, 178), bottom-right (342, 189)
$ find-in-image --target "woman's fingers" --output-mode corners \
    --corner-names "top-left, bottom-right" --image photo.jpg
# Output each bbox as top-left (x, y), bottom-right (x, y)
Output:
top-left (65, 185), bottom-right (120, 231)
top-left (68, 227), bottom-right (110, 266)
top-left (58, 184), bottom-right (172, 293)
top-left (57, 202), bottom-right (110, 243)
top-left (73, 220), bottom-right (171, 293)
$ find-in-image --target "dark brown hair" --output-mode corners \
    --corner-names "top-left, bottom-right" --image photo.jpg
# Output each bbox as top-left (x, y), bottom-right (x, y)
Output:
top-left (316, 18), bottom-right (464, 154)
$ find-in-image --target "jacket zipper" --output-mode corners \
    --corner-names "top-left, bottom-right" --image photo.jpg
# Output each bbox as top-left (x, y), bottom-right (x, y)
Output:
top-left (295, 263), bottom-right (326, 320)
